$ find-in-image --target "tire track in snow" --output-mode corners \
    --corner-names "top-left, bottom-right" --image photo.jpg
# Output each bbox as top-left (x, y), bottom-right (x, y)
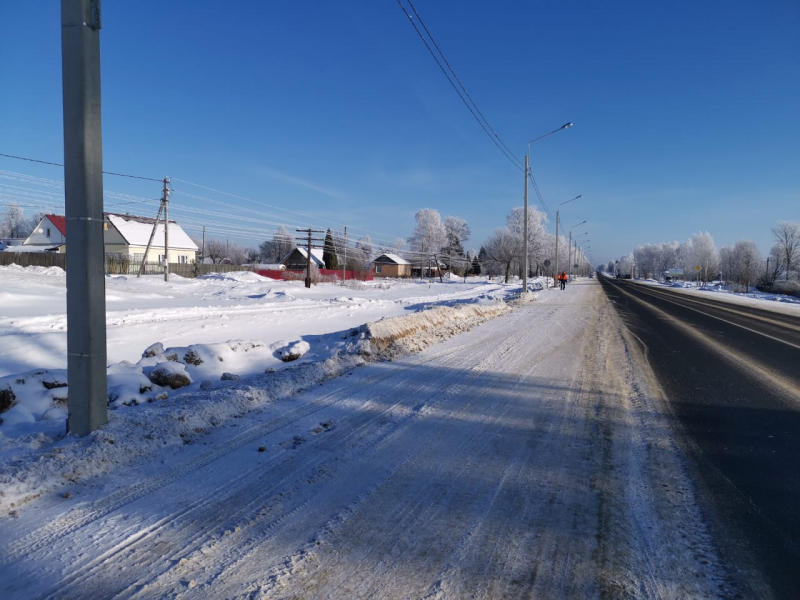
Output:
top-left (4, 307), bottom-right (529, 598)
top-left (125, 306), bottom-right (560, 598)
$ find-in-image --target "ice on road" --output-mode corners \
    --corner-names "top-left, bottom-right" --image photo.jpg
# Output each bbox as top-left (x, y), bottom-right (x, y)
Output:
top-left (0, 281), bottom-right (733, 599)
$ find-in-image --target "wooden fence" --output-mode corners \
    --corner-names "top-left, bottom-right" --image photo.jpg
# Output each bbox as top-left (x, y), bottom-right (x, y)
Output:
top-left (0, 253), bottom-right (375, 282)
top-left (0, 252), bottom-right (255, 278)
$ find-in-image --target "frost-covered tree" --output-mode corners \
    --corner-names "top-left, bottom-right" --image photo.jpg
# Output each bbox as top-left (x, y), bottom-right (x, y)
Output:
top-left (482, 227), bottom-right (519, 283)
top-left (0, 203), bottom-right (27, 238)
top-left (226, 243), bottom-right (248, 266)
top-left (392, 237), bottom-right (406, 255)
top-left (408, 209), bottom-right (447, 263)
top-left (506, 206), bottom-right (548, 276)
top-left (204, 239), bottom-right (228, 264)
top-left (441, 216), bottom-right (471, 276)
top-left (730, 240), bottom-right (763, 291)
top-left (356, 235), bottom-right (373, 260)
top-left (688, 232), bottom-right (718, 283)
top-left (772, 221), bottom-right (800, 280)
top-left (259, 225), bottom-right (296, 263)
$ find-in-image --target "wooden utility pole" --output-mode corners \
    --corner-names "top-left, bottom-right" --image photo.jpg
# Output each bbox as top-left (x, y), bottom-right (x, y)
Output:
top-left (342, 226), bottom-right (347, 284)
top-left (137, 179), bottom-right (168, 278)
top-left (295, 228), bottom-right (324, 288)
top-left (61, 0), bottom-right (107, 435)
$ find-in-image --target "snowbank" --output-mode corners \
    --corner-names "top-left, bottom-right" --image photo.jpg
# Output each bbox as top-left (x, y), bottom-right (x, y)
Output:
top-left (0, 299), bottom-right (509, 516)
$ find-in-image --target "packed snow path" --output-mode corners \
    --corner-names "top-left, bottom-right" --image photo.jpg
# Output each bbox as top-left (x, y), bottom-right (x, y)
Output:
top-left (0, 281), bottom-right (738, 599)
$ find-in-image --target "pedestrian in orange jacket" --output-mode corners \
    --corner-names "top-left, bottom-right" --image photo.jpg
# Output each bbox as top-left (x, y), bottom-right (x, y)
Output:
top-left (558, 271), bottom-right (568, 290)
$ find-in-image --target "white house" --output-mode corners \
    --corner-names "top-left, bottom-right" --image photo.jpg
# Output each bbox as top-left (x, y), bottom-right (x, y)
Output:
top-left (20, 212), bottom-right (198, 263)
top-left (22, 214), bottom-right (67, 251)
top-left (103, 213), bottom-right (198, 264)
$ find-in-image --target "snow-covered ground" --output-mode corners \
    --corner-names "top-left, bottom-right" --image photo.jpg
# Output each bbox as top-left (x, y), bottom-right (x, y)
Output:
top-left (1, 265), bottom-right (524, 510)
top-left (0, 278), bottom-right (747, 599)
top-left (632, 276), bottom-right (800, 313)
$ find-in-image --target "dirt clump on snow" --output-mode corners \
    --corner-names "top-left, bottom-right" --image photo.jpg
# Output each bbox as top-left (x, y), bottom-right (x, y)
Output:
top-left (149, 363), bottom-right (193, 389)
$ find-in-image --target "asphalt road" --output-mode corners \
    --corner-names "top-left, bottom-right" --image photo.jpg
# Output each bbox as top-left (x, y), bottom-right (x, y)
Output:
top-left (600, 276), bottom-right (800, 599)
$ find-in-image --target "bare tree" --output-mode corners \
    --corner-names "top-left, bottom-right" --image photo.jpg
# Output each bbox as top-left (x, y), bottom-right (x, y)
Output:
top-left (772, 221), bottom-right (800, 281)
top-left (482, 227), bottom-right (518, 283)
top-left (226, 243), bottom-right (248, 266)
top-left (259, 225), bottom-right (296, 263)
top-left (204, 239), bottom-right (228, 264)
top-left (1, 203), bottom-right (27, 238)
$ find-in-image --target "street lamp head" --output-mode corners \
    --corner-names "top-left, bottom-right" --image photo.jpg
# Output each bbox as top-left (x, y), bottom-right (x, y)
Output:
top-left (562, 122), bottom-right (574, 129)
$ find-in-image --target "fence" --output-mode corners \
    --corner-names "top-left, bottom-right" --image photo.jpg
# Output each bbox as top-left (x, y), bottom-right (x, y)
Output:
top-left (0, 253), bottom-right (376, 282)
top-left (256, 269), bottom-right (373, 282)
top-left (0, 252), bottom-right (255, 278)
top-left (0, 252), bottom-right (66, 269)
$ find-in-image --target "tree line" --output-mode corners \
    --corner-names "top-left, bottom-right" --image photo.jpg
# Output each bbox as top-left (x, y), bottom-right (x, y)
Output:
top-left (608, 221), bottom-right (800, 295)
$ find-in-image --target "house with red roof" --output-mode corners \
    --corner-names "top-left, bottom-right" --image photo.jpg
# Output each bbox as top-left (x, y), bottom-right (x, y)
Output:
top-left (20, 213), bottom-right (197, 264)
top-left (22, 214), bottom-right (67, 250)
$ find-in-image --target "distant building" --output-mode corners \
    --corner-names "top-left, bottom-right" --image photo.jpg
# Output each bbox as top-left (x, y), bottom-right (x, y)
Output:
top-left (372, 253), bottom-right (412, 278)
top-left (281, 247), bottom-right (324, 270)
top-left (22, 214), bottom-right (67, 251)
top-left (20, 212), bottom-right (198, 263)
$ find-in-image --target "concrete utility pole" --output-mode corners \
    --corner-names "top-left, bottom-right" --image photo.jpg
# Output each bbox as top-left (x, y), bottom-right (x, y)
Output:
top-left (163, 177), bottom-right (170, 281)
top-left (61, 0), bottom-right (107, 435)
top-left (522, 154), bottom-right (529, 293)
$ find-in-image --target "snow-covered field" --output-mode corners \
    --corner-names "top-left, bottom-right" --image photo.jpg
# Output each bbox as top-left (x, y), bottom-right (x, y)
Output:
top-left (0, 265), bottom-right (522, 511)
top-left (0, 278), bottom-right (746, 599)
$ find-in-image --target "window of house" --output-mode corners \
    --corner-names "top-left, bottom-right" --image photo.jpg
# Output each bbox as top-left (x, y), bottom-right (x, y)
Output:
top-left (46, 228), bottom-right (51, 237)
top-left (178, 255), bottom-right (187, 264)
top-left (376, 265), bottom-right (382, 273)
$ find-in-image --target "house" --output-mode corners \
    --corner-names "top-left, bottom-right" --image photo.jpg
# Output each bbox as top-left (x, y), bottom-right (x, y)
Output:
top-left (23, 214), bottom-right (67, 251)
top-left (281, 247), bottom-right (324, 271)
top-left (103, 213), bottom-right (197, 264)
top-left (21, 212), bottom-right (198, 264)
top-left (372, 253), bottom-right (411, 278)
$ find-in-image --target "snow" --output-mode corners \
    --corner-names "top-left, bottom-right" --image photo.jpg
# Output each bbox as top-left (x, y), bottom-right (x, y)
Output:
top-left (0, 264), bottom-right (521, 513)
top-left (106, 213), bottom-right (198, 250)
top-left (632, 277), bottom-right (800, 313)
top-left (0, 279), bottom-right (738, 598)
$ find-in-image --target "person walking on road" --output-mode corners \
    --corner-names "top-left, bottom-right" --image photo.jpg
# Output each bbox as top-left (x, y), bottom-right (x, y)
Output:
top-left (558, 271), bottom-right (568, 290)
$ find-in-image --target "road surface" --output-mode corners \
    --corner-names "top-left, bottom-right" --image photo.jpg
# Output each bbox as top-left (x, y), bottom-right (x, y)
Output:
top-left (601, 276), bottom-right (800, 599)
top-left (1, 281), bottom-right (748, 599)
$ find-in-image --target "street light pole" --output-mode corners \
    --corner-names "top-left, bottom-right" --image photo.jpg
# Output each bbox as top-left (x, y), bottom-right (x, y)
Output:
top-left (523, 122), bottom-right (573, 294)
top-left (567, 221), bottom-right (586, 280)
top-left (554, 195), bottom-right (581, 286)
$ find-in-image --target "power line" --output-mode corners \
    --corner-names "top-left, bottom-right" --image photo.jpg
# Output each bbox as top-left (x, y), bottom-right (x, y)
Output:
top-left (0, 152), bottom-right (162, 182)
top-left (395, 0), bottom-right (523, 172)
top-left (403, 0), bottom-right (524, 169)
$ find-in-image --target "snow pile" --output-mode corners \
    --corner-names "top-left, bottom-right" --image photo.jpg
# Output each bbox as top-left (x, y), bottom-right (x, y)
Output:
top-left (361, 302), bottom-right (510, 359)
top-left (0, 299), bottom-right (509, 515)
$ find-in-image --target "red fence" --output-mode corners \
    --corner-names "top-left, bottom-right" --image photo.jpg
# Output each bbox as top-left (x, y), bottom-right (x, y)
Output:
top-left (255, 269), bottom-right (373, 281)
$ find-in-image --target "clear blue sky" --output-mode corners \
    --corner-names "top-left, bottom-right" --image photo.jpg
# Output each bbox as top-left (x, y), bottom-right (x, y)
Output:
top-left (1, 0), bottom-right (798, 264)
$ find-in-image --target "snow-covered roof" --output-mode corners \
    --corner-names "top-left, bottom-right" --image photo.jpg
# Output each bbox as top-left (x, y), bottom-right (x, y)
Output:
top-left (283, 247), bottom-right (324, 267)
top-left (374, 253), bottom-right (411, 265)
top-left (106, 213), bottom-right (198, 251)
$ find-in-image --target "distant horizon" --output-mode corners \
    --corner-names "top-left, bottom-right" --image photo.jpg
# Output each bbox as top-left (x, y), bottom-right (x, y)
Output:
top-left (1, 0), bottom-right (797, 265)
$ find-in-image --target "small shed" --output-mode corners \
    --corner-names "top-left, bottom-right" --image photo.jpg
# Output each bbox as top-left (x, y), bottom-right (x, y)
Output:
top-left (372, 253), bottom-right (412, 278)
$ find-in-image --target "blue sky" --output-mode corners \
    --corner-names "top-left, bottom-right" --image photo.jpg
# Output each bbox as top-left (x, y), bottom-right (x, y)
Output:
top-left (1, 0), bottom-right (798, 264)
